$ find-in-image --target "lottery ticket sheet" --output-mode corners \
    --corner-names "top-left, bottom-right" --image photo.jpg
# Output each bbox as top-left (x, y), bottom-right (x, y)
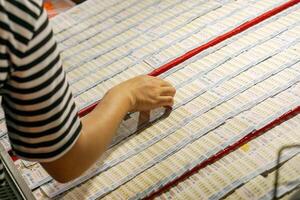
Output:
top-left (0, 0), bottom-right (299, 199)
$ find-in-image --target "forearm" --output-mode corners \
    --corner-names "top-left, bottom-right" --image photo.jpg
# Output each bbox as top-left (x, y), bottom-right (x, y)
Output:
top-left (42, 90), bottom-right (131, 182)
top-left (41, 75), bottom-right (175, 183)
top-left (79, 90), bottom-right (131, 164)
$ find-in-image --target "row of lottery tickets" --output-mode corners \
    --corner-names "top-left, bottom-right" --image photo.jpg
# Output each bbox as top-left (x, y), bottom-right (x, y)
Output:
top-left (0, 0), bottom-right (299, 199)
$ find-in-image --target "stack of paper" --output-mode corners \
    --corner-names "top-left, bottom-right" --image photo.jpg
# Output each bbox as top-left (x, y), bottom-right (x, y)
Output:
top-left (0, 0), bottom-right (298, 199)
top-left (225, 155), bottom-right (300, 200)
top-left (156, 115), bottom-right (300, 200)
top-left (55, 0), bottom-right (287, 111)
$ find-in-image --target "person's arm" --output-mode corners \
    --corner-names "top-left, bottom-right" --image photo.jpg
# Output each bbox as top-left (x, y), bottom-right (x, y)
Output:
top-left (1, 0), bottom-right (175, 183)
top-left (41, 75), bottom-right (176, 182)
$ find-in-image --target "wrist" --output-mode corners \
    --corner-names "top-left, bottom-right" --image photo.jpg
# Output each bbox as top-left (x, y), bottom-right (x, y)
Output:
top-left (105, 86), bottom-right (133, 112)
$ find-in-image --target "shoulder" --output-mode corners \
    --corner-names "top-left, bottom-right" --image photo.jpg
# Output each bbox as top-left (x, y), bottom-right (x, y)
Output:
top-left (0, 0), bottom-right (44, 46)
top-left (0, 0), bottom-right (43, 18)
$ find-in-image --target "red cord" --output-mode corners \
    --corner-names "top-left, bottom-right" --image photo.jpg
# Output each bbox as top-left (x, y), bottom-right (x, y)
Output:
top-left (148, 0), bottom-right (300, 76)
top-left (145, 105), bottom-right (300, 199)
top-left (78, 0), bottom-right (300, 117)
top-left (77, 1), bottom-right (300, 197)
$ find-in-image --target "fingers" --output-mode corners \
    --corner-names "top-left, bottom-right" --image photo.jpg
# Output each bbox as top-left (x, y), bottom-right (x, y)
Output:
top-left (159, 86), bottom-right (176, 96)
top-left (152, 77), bottom-right (175, 107)
top-left (157, 96), bottom-right (174, 107)
top-left (149, 76), bottom-right (176, 96)
top-left (150, 76), bottom-right (173, 87)
top-left (159, 80), bottom-right (173, 88)
top-left (130, 75), bottom-right (176, 111)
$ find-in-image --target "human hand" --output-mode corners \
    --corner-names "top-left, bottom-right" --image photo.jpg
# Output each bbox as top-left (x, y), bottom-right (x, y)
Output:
top-left (110, 75), bottom-right (176, 112)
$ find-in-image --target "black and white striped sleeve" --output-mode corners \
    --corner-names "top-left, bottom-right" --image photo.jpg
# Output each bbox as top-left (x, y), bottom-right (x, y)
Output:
top-left (0, 158), bottom-right (4, 186)
top-left (0, 0), bottom-right (82, 163)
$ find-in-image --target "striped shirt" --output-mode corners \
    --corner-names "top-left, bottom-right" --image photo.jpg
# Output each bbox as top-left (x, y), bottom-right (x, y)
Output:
top-left (0, 0), bottom-right (82, 185)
